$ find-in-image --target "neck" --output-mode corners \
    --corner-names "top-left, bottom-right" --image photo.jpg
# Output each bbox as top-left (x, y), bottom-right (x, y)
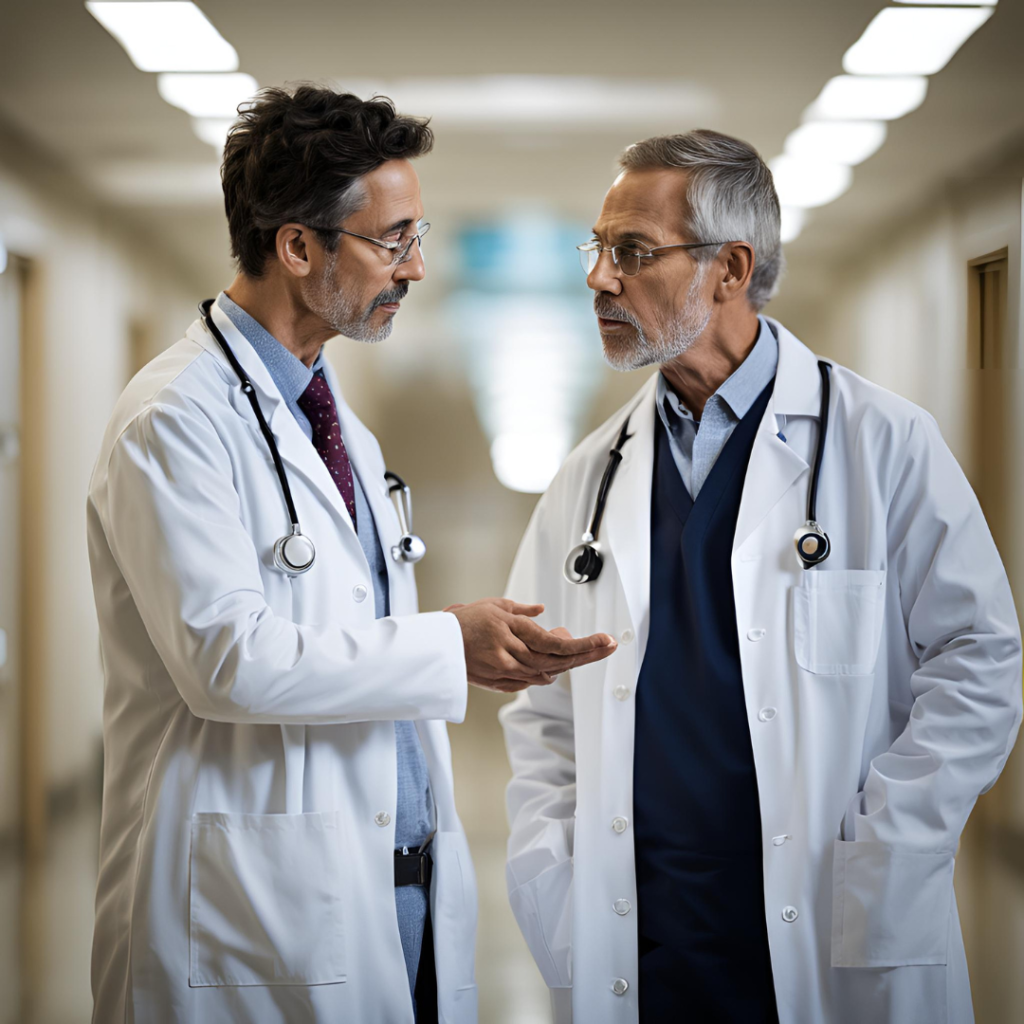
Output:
top-left (660, 307), bottom-right (761, 418)
top-left (224, 272), bottom-right (334, 368)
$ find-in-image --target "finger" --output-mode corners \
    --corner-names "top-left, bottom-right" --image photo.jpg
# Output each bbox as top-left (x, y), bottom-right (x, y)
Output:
top-left (443, 603), bottom-right (466, 613)
top-left (510, 617), bottom-right (617, 657)
top-left (490, 598), bottom-right (545, 617)
top-left (561, 644), bottom-right (620, 671)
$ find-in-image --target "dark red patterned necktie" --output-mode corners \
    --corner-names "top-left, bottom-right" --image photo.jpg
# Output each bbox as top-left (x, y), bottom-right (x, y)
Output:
top-left (296, 370), bottom-right (357, 530)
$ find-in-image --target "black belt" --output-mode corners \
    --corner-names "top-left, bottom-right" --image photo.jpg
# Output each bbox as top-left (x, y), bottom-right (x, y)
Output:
top-left (395, 847), bottom-right (433, 887)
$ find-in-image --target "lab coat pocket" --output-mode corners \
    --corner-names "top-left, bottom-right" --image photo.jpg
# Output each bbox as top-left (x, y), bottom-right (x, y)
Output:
top-left (793, 569), bottom-right (886, 675)
top-left (831, 840), bottom-right (954, 967)
top-left (189, 811), bottom-right (346, 987)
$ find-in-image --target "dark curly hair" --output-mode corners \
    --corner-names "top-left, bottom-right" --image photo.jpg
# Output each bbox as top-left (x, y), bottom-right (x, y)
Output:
top-left (221, 85), bottom-right (434, 278)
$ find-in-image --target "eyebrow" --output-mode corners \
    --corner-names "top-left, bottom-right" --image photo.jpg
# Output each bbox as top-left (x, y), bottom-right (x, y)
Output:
top-left (592, 228), bottom-right (658, 247)
top-left (380, 217), bottom-right (414, 235)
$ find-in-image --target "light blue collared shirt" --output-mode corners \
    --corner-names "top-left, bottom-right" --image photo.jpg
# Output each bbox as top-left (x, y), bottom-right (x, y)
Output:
top-left (656, 316), bottom-right (779, 500)
top-left (217, 293), bottom-right (434, 1003)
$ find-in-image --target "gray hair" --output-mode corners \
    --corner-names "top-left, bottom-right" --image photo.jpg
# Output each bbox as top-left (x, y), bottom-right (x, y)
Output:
top-left (618, 129), bottom-right (783, 310)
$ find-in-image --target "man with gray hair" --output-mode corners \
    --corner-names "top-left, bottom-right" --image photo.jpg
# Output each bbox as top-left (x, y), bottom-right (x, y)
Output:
top-left (501, 129), bottom-right (1020, 1023)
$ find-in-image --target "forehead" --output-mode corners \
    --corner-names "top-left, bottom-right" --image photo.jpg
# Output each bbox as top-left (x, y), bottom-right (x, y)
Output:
top-left (349, 159), bottom-right (423, 227)
top-left (594, 167), bottom-right (690, 241)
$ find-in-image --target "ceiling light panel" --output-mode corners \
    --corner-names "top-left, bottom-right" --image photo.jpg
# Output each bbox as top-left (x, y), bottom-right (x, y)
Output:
top-left (333, 75), bottom-right (715, 126)
top-left (770, 156), bottom-right (853, 209)
top-left (780, 208), bottom-right (806, 245)
top-left (803, 75), bottom-right (928, 122)
top-left (85, 2), bottom-right (238, 72)
top-left (785, 121), bottom-right (887, 166)
top-left (158, 73), bottom-right (258, 118)
top-left (843, 7), bottom-right (995, 77)
top-left (895, 0), bottom-right (996, 5)
top-left (192, 118), bottom-right (235, 150)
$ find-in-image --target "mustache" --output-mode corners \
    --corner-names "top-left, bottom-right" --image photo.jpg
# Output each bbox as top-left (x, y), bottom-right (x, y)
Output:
top-left (371, 282), bottom-right (410, 310)
top-left (593, 295), bottom-right (640, 328)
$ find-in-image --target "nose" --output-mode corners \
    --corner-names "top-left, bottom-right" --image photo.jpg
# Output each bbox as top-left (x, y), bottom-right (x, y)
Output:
top-left (587, 249), bottom-right (621, 296)
top-left (393, 240), bottom-right (426, 284)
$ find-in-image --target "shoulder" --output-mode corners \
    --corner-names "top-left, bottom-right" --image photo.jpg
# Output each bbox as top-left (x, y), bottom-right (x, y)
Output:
top-left (95, 333), bottom-right (234, 471)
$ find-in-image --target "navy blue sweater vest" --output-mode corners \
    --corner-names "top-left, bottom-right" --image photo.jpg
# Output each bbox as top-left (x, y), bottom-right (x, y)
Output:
top-left (633, 378), bottom-right (778, 1022)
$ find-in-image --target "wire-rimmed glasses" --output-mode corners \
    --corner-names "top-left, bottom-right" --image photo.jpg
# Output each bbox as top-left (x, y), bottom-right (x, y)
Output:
top-left (577, 238), bottom-right (727, 277)
top-left (306, 220), bottom-right (431, 266)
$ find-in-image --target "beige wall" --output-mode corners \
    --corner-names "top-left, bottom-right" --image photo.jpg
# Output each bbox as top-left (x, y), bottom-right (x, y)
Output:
top-left (0, 125), bottom-right (198, 826)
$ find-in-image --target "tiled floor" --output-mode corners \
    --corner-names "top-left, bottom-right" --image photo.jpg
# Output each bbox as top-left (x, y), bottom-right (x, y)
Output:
top-left (0, 687), bottom-right (552, 1024)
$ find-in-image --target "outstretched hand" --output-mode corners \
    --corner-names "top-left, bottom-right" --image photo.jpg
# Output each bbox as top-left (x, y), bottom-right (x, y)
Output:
top-left (445, 597), bottom-right (617, 693)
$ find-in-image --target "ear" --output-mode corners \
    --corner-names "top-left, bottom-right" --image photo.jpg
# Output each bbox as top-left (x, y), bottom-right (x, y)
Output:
top-left (275, 224), bottom-right (314, 279)
top-left (712, 241), bottom-right (755, 304)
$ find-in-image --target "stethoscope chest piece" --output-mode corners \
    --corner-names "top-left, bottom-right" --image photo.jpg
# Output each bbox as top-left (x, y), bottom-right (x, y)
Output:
top-left (563, 536), bottom-right (604, 584)
top-left (794, 521), bottom-right (830, 569)
top-left (275, 528), bottom-right (316, 575)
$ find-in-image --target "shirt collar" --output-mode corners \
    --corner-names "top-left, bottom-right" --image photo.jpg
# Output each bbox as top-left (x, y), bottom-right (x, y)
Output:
top-left (216, 293), bottom-right (323, 403)
top-left (657, 315), bottom-right (778, 422)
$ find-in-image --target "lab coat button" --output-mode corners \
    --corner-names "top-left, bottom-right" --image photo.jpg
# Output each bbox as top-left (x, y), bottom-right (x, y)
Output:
top-left (782, 905), bottom-right (799, 923)
top-left (620, 629), bottom-right (635, 645)
top-left (374, 811), bottom-right (391, 827)
top-left (611, 816), bottom-right (629, 834)
top-left (353, 584), bottom-right (368, 602)
top-left (611, 978), bottom-right (629, 996)
top-left (758, 707), bottom-right (777, 722)
top-left (747, 628), bottom-right (766, 641)
top-left (612, 899), bottom-right (631, 916)
top-left (613, 685), bottom-right (631, 701)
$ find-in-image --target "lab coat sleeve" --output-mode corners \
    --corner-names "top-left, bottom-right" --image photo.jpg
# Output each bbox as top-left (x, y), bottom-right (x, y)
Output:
top-left (834, 411), bottom-right (1023, 968)
top-left (499, 492), bottom-right (576, 988)
top-left (101, 401), bottom-right (468, 726)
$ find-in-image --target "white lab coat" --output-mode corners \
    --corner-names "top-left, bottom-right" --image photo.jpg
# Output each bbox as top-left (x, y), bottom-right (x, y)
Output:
top-left (501, 320), bottom-right (1022, 1024)
top-left (87, 298), bottom-right (478, 1024)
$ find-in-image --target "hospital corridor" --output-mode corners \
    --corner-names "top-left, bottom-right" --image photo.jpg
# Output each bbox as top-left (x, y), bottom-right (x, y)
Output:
top-left (2, 1), bottom-right (1024, 1022)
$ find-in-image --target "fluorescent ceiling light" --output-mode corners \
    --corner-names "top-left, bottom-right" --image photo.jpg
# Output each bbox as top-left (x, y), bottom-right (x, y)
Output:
top-left (843, 7), bottom-right (994, 76)
top-left (193, 118), bottom-right (234, 149)
top-left (780, 208), bottom-right (806, 245)
top-left (85, 2), bottom-right (237, 72)
top-left (158, 72), bottom-right (258, 118)
top-left (803, 75), bottom-right (928, 122)
top-left (785, 121), bottom-right (887, 167)
top-left (770, 156), bottom-right (852, 209)
top-left (85, 161), bottom-right (223, 205)
top-left (491, 432), bottom-right (569, 493)
top-left (333, 75), bottom-right (716, 126)
top-left (895, 0), bottom-right (996, 5)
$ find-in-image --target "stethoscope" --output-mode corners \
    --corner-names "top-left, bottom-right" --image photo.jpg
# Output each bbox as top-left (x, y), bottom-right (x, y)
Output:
top-left (199, 299), bottom-right (426, 576)
top-left (563, 360), bottom-right (833, 584)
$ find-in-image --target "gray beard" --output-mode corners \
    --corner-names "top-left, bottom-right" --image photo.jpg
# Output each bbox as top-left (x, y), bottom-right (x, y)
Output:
top-left (598, 264), bottom-right (712, 371)
top-left (303, 250), bottom-right (396, 344)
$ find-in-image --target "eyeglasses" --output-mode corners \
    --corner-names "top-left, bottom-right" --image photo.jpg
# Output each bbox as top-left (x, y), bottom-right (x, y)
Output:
top-left (305, 220), bottom-right (431, 266)
top-left (576, 238), bottom-right (727, 277)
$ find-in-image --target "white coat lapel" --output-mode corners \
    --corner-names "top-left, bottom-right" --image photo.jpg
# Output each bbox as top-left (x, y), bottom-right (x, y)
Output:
top-left (194, 299), bottom-right (357, 535)
top-left (602, 373), bottom-right (659, 650)
top-left (733, 321), bottom-right (823, 553)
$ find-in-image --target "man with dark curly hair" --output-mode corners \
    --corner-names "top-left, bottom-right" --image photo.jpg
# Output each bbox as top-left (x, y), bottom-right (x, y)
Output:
top-left (87, 85), bottom-right (616, 1024)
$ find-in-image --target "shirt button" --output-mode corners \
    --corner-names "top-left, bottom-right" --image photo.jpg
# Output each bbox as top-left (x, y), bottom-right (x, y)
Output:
top-left (782, 905), bottom-right (799, 923)
top-left (747, 628), bottom-right (767, 642)
top-left (374, 811), bottom-right (391, 827)
top-left (611, 816), bottom-right (629, 834)
top-left (613, 685), bottom-right (631, 701)
top-left (758, 707), bottom-right (777, 722)
top-left (353, 584), bottom-right (368, 602)
top-left (620, 629), bottom-right (635, 645)
top-left (611, 978), bottom-right (629, 996)
top-left (612, 899), bottom-right (631, 916)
